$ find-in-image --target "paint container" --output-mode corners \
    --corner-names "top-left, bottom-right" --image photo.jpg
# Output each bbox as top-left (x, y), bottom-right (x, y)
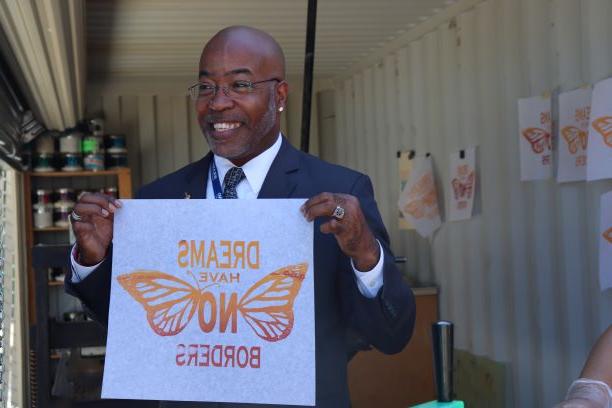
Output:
top-left (33, 154), bottom-right (56, 172)
top-left (83, 153), bottom-right (105, 171)
top-left (104, 186), bottom-right (118, 199)
top-left (89, 118), bottom-right (105, 136)
top-left (82, 135), bottom-right (104, 155)
top-left (106, 134), bottom-right (127, 153)
top-left (33, 204), bottom-right (54, 229)
top-left (35, 134), bottom-right (55, 154)
top-left (54, 203), bottom-right (73, 228)
top-left (106, 152), bottom-right (128, 169)
top-left (34, 189), bottom-right (53, 205)
top-left (59, 131), bottom-right (82, 154)
top-left (55, 188), bottom-right (76, 206)
top-left (61, 153), bottom-right (83, 172)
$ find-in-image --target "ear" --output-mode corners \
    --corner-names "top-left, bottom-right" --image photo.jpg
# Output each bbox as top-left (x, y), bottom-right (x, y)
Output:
top-left (275, 81), bottom-right (289, 112)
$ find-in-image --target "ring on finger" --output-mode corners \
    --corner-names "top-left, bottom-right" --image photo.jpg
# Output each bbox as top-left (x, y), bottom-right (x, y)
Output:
top-left (70, 210), bottom-right (82, 222)
top-left (332, 206), bottom-right (345, 221)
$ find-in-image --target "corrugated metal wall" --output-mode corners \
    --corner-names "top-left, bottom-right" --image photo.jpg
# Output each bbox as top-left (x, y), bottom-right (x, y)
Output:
top-left (326, 0), bottom-right (612, 406)
top-left (87, 76), bottom-right (314, 189)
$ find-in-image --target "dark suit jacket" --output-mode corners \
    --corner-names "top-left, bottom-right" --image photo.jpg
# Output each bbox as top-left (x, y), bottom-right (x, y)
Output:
top-left (65, 137), bottom-right (416, 408)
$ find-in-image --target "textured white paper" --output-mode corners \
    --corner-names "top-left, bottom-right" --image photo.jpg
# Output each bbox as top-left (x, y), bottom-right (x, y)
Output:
top-left (558, 87), bottom-right (591, 183)
top-left (600, 191), bottom-right (612, 291)
top-left (398, 156), bottom-right (441, 238)
top-left (398, 151), bottom-right (415, 230)
top-left (587, 77), bottom-right (612, 181)
top-left (102, 200), bottom-right (315, 406)
top-left (448, 147), bottom-right (476, 221)
top-left (518, 95), bottom-right (553, 181)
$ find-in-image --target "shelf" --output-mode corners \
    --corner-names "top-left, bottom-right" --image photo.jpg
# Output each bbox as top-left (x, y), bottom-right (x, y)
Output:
top-left (34, 227), bottom-right (69, 232)
top-left (28, 169), bottom-right (129, 177)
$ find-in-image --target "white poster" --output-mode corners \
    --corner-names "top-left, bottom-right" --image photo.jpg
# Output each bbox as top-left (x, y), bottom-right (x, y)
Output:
top-left (518, 95), bottom-right (553, 181)
top-left (398, 151), bottom-right (415, 230)
top-left (600, 191), bottom-right (612, 291)
top-left (103, 200), bottom-right (315, 406)
top-left (587, 77), bottom-right (612, 181)
top-left (558, 87), bottom-right (591, 183)
top-left (448, 147), bottom-right (476, 221)
top-left (398, 156), bottom-right (442, 238)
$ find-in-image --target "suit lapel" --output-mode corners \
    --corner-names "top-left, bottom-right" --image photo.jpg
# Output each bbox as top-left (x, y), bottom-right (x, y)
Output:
top-left (183, 151), bottom-right (213, 199)
top-left (258, 136), bottom-right (301, 199)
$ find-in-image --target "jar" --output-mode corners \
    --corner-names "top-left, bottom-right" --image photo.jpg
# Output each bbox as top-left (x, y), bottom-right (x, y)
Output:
top-left (35, 134), bottom-right (55, 154)
top-left (59, 131), bottom-right (82, 154)
top-left (106, 134), bottom-right (127, 153)
top-left (34, 189), bottom-right (53, 205)
top-left (33, 204), bottom-right (54, 229)
top-left (106, 152), bottom-right (128, 169)
top-left (54, 203), bottom-right (73, 228)
top-left (61, 153), bottom-right (83, 172)
top-left (84, 153), bottom-right (105, 171)
top-left (55, 188), bottom-right (76, 206)
top-left (33, 153), bottom-right (55, 172)
top-left (82, 135), bottom-right (104, 154)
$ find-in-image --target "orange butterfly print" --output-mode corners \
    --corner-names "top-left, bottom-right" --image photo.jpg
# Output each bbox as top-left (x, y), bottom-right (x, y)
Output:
top-left (522, 127), bottom-right (552, 154)
top-left (604, 227), bottom-right (612, 244)
top-left (117, 263), bottom-right (308, 342)
top-left (592, 116), bottom-right (612, 148)
top-left (561, 126), bottom-right (588, 154)
top-left (403, 174), bottom-right (439, 220)
top-left (451, 171), bottom-right (474, 200)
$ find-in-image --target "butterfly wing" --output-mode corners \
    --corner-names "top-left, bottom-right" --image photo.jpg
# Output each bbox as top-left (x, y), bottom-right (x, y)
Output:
top-left (117, 271), bottom-right (200, 336)
top-left (593, 116), bottom-right (612, 147)
top-left (451, 178), bottom-right (462, 200)
top-left (522, 127), bottom-right (550, 154)
top-left (604, 227), bottom-right (612, 244)
top-left (404, 200), bottom-right (425, 219)
top-left (561, 126), bottom-right (580, 154)
top-left (237, 263), bottom-right (308, 342)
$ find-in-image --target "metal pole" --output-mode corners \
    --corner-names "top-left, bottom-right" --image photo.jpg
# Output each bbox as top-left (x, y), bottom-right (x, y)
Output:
top-left (300, 0), bottom-right (317, 153)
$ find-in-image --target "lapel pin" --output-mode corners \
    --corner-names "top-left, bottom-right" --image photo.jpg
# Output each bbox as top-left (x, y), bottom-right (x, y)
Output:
top-left (184, 192), bottom-right (191, 199)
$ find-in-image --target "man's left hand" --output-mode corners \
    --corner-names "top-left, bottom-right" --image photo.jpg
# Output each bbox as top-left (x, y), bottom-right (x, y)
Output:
top-left (301, 192), bottom-right (380, 271)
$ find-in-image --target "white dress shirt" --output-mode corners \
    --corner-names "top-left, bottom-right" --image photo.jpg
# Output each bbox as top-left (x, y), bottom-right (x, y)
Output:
top-left (71, 133), bottom-right (384, 297)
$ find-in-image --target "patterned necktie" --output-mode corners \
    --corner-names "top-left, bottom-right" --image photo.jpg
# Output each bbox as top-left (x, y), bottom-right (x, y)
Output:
top-left (222, 167), bottom-right (245, 199)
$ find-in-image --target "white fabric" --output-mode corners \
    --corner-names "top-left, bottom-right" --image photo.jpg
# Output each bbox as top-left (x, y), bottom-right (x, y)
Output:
top-left (72, 134), bottom-right (384, 297)
top-left (0, 0), bottom-right (86, 130)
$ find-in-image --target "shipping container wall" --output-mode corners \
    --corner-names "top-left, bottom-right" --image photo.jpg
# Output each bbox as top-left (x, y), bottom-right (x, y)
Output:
top-left (86, 76), bottom-right (315, 190)
top-left (328, 0), bottom-right (612, 406)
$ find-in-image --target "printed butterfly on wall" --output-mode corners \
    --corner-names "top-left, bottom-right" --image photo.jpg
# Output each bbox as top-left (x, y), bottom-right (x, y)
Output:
top-left (592, 116), bottom-right (612, 148)
top-left (561, 126), bottom-right (588, 154)
top-left (604, 227), bottom-right (612, 244)
top-left (403, 173), bottom-right (439, 220)
top-left (522, 127), bottom-right (552, 154)
top-left (117, 263), bottom-right (308, 342)
top-left (451, 171), bottom-right (475, 200)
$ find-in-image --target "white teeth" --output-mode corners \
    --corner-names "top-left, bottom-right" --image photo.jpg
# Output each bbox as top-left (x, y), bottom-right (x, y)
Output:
top-left (213, 122), bottom-right (241, 131)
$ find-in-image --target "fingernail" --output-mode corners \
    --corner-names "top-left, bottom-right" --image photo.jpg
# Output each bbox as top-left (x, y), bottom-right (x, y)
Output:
top-left (101, 209), bottom-right (109, 217)
top-left (114, 200), bottom-right (123, 207)
top-left (108, 203), bottom-right (117, 212)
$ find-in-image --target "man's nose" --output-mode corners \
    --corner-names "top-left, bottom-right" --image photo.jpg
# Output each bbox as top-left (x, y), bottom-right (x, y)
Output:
top-left (208, 88), bottom-right (234, 111)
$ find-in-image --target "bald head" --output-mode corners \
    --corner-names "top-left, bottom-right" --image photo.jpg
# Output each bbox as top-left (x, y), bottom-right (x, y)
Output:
top-left (200, 26), bottom-right (285, 80)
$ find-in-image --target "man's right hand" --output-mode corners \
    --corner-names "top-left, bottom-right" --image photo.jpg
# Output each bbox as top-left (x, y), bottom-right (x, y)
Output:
top-left (71, 193), bottom-right (122, 266)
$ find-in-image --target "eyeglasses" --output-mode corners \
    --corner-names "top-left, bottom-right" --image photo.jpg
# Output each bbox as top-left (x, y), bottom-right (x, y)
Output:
top-left (188, 78), bottom-right (280, 101)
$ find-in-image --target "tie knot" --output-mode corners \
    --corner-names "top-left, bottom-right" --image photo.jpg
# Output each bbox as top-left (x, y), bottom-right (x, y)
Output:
top-left (222, 167), bottom-right (245, 199)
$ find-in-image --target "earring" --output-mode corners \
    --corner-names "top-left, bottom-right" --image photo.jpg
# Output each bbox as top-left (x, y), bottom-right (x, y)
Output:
top-left (278, 107), bottom-right (284, 112)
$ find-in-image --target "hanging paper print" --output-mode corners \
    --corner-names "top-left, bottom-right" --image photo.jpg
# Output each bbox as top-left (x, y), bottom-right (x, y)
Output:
top-left (518, 95), bottom-right (553, 181)
top-left (587, 77), bottom-right (612, 181)
top-left (398, 155), bottom-right (441, 238)
top-left (557, 87), bottom-right (591, 182)
top-left (448, 147), bottom-right (476, 221)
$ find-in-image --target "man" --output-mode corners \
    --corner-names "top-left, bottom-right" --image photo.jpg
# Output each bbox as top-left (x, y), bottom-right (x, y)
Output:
top-left (66, 26), bottom-right (416, 408)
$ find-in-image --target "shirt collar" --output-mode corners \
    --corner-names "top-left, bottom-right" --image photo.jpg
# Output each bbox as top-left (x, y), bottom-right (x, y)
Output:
top-left (213, 133), bottom-right (283, 196)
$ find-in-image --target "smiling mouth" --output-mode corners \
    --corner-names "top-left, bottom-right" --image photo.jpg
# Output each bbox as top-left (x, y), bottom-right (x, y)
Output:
top-left (212, 122), bottom-right (242, 132)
